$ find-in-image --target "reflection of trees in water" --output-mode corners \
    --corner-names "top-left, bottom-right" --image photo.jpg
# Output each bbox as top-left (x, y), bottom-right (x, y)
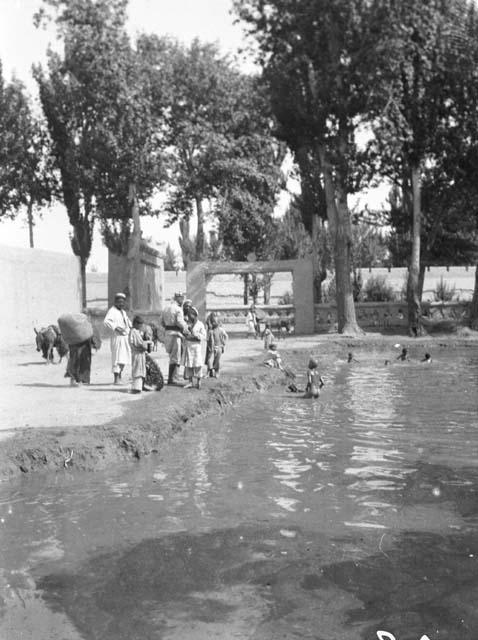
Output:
top-left (190, 433), bottom-right (211, 518)
top-left (341, 363), bottom-right (407, 523)
top-left (268, 400), bottom-right (329, 512)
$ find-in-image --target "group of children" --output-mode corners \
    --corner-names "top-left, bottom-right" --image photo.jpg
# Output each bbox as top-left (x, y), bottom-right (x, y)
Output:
top-left (129, 315), bottom-right (164, 394)
top-left (262, 332), bottom-right (434, 401)
top-left (130, 308), bottom-right (434, 397)
top-left (385, 346), bottom-right (432, 365)
top-left (129, 311), bottom-right (228, 394)
top-left (262, 326), bottom-right (325, 399)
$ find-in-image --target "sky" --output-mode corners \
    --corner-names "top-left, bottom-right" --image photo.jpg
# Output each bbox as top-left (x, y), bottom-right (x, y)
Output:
top-left (0, 0), bottom-right (248, 271)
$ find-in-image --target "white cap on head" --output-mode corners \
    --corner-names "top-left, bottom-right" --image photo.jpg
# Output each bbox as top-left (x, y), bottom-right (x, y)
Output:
top-left (115, 292), bottom-right (126, 299)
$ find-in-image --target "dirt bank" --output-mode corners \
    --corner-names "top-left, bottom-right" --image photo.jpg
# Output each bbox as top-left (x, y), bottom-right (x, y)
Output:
top-left (1, 331), bottom-right (476, 481)
top-left (0, 368), bottom-right (282, 479)
top-left (0, 335), bottom-right (287, 480)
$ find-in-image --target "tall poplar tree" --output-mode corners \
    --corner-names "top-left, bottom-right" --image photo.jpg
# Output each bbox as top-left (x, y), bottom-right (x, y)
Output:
top-left (234, 0), bottom-right (393, 334)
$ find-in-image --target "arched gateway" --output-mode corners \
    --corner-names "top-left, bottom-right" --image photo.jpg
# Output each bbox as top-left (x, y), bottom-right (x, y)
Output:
top-left (186, 259), bottom-right (315, 335)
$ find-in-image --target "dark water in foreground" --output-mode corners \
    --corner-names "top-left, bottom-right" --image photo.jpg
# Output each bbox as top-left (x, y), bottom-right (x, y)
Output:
top-left (1, 347), bottom-right (478, 640)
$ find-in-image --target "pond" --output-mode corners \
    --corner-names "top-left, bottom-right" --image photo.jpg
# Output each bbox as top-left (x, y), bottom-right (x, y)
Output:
top-left (1, 346), bottom-right (477, 639)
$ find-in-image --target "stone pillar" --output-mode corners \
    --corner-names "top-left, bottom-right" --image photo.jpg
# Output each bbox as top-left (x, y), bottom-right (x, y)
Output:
top-left (135, 244), bottom-right (164, 312)
top-left (292, 259), bottom-right (315, 334)
top-left (108, 243), bottom-right (164, 312)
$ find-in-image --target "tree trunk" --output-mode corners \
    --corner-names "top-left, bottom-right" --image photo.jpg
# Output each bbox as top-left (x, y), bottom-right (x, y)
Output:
top-left (263, 274), bottom-right (272, 304)
top-left (406, 165), bottom-right (423, 336)
top-left (195, 197), bottom-right (205, 260)
top-left (243, 273), bottom-right (249, 305)
top-left (179, 218), bottom-right (191, 268)
top-left (79, 255), bottom-right (87, 310)
top-left (27, 198), bottom-right (34, 248)
top-left (126, 183), bottom-right (142, 310)
top-left (469, 265), bottom-right (478, 330)
top-left (319, 145), bottom-right (362, 335)
top-left (311, 212), bottom-right (321, 303)
top-left (418, 263), bottom-right (426, 301)
top-left (335, 194), bottom-right (363, 334)
top-left (295, 145), bottom-right (327, 303)
top-left (250, 274), bottom-right (259, 304)
top-left (70, 216), bottom-right (93, 313)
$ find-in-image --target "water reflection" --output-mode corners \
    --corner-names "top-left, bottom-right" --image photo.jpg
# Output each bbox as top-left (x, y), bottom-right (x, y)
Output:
top-left (0, 347), bottom-right (477, 638)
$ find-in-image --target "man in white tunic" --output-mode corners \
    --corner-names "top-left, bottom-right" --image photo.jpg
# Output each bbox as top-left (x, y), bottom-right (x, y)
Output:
top-left (104, 293), bottom-right (132, 384)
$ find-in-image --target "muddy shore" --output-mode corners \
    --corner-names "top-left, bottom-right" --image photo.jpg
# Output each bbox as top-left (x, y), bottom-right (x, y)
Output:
top-left (1, 331), bottom-right (476, 481)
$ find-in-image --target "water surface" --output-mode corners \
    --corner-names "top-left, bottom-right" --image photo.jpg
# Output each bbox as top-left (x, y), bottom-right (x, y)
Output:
top-left (1, 346), bottom-right (478, 639)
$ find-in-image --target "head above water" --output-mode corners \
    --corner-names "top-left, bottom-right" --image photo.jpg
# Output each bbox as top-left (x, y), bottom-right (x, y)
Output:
top-left (269, 343), bottom-right (278, 351)
top-left (308, 356), bottom-right (318, 369)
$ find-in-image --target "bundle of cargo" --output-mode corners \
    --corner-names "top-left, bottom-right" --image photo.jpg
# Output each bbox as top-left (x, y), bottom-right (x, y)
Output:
top-left (58, 313), bottom-right (94, 346)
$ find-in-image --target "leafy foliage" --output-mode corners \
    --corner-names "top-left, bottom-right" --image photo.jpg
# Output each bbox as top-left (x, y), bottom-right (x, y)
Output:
top-left (0, 65), bottom-right (54, 245)
top-left (434, 277), bottom-right (457, 302)
top-left (34, 0), bottom-right (167, 303)
top-left (162, 243), bottom-right (179, 271)
top-left (361, 275), bottom-right (396, 303)
top-left (139, 36), bottom-right (284, 261)
top-left (233, 0), bottom-right (395, 332)
top-left (369, 0), bottom-right (478, 333)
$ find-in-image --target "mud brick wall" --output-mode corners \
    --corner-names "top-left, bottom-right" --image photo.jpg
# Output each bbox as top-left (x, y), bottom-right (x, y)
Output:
top-left (1, 244), bottom-right (82, 348)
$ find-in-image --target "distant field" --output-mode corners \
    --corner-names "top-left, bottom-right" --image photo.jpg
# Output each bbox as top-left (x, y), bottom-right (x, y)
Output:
top-left (86, 266), bottom-right (475, 309)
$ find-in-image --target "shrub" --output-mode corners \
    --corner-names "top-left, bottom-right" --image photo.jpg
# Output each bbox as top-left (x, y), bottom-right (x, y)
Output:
top-left (279, 291), bottom-right (293, 305)
top-left (399, 274), bottom-right (408, 302)
top-left (434, 277), bottom-right (456, 302)
top-left (321, 277), bottom-right (336, 303)
top-left (362, 275), bottom-right (396, 302)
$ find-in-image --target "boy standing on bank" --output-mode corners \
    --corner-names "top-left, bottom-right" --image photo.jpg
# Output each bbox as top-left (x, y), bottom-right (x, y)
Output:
top-left (129, 315), bottom-right (153, 394)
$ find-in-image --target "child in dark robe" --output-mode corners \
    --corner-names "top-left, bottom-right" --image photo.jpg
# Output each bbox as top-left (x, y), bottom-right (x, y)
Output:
top-left (206, 317), bottom-right (228, 378)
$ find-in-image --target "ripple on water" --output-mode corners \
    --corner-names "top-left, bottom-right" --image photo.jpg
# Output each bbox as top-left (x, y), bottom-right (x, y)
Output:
top-left (0, 346), bottom-right (477, 638)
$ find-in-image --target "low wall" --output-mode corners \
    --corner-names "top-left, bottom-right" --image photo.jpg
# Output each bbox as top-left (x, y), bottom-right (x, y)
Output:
top-left (1, 244), bottom-right (82, 348)
top-left (208, 301), bottom-right (471, 334)
top-left (208, 305), bottom-right (294, 333)
top-left (315, 301), bottom-right (470, 332)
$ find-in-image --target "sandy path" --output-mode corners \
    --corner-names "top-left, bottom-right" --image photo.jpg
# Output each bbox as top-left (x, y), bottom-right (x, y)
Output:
top-left (0, 337), bottom-right (297, 435)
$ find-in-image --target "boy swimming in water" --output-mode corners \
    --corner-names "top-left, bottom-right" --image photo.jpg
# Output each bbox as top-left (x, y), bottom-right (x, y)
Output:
top-left (304, 356), bottom-right (324, 399)
top-left (263, 343), bottom-right (284, 370)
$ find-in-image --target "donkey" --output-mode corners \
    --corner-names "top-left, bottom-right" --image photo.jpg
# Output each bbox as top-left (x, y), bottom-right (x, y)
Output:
top-left (34, 325), bottom-right (69, 364)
